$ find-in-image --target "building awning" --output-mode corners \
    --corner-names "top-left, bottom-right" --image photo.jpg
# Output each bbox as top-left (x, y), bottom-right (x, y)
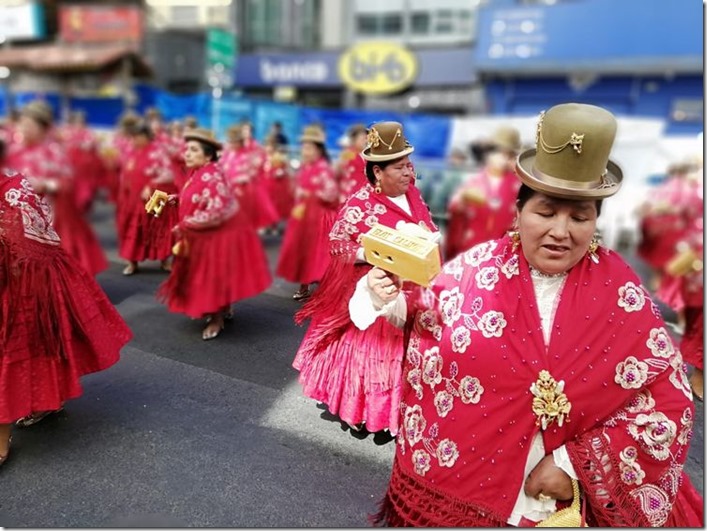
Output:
top-left (0, 43), bottom-right (152, 77)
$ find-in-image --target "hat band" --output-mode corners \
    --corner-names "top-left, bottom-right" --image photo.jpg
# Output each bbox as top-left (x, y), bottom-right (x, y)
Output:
top-left (530, 167), bottom-right (614, 190)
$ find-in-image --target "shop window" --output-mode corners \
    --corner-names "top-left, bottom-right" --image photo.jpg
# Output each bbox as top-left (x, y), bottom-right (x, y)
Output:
top-left (411, 12), bottom-right (430, 34)
top-left (357, 14), bottom-right (378, 35)
top-left (382, 14), bottom-right (402, 34)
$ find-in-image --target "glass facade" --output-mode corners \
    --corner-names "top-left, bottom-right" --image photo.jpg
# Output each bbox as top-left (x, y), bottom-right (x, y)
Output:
top-left (239, 0), bottom-right (321, 51)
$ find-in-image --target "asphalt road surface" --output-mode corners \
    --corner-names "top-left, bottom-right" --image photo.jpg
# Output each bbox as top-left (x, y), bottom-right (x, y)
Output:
top-left (0, 201), bottom-right (702, 527)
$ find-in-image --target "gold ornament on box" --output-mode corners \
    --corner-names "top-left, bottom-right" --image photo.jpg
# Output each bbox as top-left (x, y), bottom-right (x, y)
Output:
top-left (530, 370), bottom-right (572, 430)
top-left (145, 189), bottom-right (170, 217)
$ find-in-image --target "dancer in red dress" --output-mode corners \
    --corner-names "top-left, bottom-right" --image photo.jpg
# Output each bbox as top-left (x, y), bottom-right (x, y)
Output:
top-left (5, 100), bottom-right (107, 276)
top-left (240, 121), bottom-right (280, 231)
top-left (294, 121), bottom-right (439, 434)
top-left (62, 110), bottom-right (104, 215)
top-left (0, 168), bottom-right (132, 465)
top-left (158, 128), bottom-right (272, 340)
top-left (262, 135), bottom-right (294, 229)
top-left (335, 123), bottom-right (368, 205)
top-left (117, 120), bottom-right (178, 275)
top-left (444, 125), bottom-right (522, 261)
top-left (275, 124), bottom-right (339, 300)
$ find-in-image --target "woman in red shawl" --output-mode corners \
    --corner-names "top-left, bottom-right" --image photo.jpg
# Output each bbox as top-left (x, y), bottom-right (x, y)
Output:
top-left (335, 123), bottom-right (368, 205)
top-left (359, 104), bottom-right (702, 527)
top-left (240, 121), bottom-right (280, 231)
top-left (294, 121), bottom-right (438, 434)
top-left (158, 128), bottom-right (272, 340)
top-left (262, 135), bottom-right (294, 229)
top-left (5, 100), bottom-right (107, 276)
top-left (444, 125), bottom-right (522, 261)
top-left (62, 110), bottom-right (104, 215)
top-left (664, 212), bottom-right (704, 401)
top-left (0, 168), bottom-right (132, 464)
top-left (117, 120), bottom-right (179, 276)
top-left (275, 124), bottom-right (339, 300)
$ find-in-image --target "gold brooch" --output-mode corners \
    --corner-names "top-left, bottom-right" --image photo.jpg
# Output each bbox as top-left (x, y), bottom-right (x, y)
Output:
top-left (530, 370), bottom-right (571, 430)
top-left (366, 127), bottom-right (401, 151)
top-left (366, 128), bottom-right (381, 149)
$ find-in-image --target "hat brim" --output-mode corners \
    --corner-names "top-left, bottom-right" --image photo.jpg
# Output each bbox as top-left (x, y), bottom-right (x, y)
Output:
top-left (515, 148), bottom-right (623, 200)
top-left (184, 133), bottom-right (222, 150)
top-left (299, 134), bottom-right (326, 144)
top-left (361, 145), bottom-right (414, 162)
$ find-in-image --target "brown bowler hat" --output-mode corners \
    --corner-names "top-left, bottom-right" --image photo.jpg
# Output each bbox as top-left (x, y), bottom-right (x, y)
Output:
top-left (516, 103), bottom-right (623, 200)
top-left (489, 125), bottom-right (521, 153)
top-left (361, 121), bottom-right (414, 162)
top-left (21, 100), bottom-right (54, 126)
top-left (184, 127), bottom-right (222, 150)
top-left (299, 124), bottom-right (326, 144)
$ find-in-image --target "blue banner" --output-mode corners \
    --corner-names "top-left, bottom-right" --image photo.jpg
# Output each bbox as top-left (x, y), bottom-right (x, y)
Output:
top-left (475, 0), bottom-right (702, 72)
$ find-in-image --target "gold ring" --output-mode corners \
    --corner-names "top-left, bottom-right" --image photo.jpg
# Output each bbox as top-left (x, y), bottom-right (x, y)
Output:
top-left (537, 493), bottom-right (553, 502)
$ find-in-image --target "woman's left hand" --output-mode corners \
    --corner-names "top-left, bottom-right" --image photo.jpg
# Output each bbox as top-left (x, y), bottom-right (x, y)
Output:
top-left (523, 454), bottom-right (574, 502)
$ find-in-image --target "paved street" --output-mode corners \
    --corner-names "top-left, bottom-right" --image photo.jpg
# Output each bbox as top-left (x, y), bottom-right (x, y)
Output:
top-left (0, 200), bottom-right (702, 527)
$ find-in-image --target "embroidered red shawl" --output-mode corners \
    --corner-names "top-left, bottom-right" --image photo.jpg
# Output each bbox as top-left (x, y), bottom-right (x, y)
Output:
top-left (377, 235), bottom-right (699, 527)
top-left (178, 162), bottom-right (238, 230)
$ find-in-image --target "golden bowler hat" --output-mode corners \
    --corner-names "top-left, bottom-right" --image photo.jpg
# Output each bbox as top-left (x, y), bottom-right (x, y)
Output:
top-left (184, 127), bottom-right (222, 150)
top-left (21, 100), bottom-right (54, 126)
top-left (516, 103), bottom-right (623, 200)
top-left (361, 121), bottom-right (414, 162)
top-left (299, 124), bottom-right (326, 144)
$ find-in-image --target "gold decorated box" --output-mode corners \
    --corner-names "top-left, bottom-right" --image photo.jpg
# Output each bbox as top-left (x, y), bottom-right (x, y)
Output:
top-left (361, 224), bottom-right (441, 287)
top-left (145, 189), bottom-right (170, 217)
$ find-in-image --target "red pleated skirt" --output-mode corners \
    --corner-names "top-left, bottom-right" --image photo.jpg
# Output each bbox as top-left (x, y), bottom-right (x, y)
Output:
top-left (275, 199), bottom-right (337, 285)
top-left (158, 212), bottom-right (272, 318)
top-left (293, 316), bottom-right (405, 434)
top-left (52, 193), bottom-right (108, 276)
top-left (118, 198), bottom-right (177, 263)
top-left (0, 240), bottom-right (132, 423)
top-left (267, 176), bottom-right (294, 221)
top-left (235, 181), bottom-right (280, 230)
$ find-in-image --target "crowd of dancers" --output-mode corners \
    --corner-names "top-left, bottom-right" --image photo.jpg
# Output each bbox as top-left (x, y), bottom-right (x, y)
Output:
top-left (0, 98), bottom-right (703, 526)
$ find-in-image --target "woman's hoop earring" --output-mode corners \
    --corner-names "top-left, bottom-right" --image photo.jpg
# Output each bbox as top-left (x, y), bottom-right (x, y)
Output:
top-left (374, 179), bottom-right (382, 194)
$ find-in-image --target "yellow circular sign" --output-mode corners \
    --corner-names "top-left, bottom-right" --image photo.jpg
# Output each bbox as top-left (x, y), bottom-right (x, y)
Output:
top-left (338, 42), bottom-right (418, 95)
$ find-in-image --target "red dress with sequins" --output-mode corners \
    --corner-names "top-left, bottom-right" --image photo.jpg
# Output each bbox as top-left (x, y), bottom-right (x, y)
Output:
top-left (158, 162), bottom-right (272, 318)
top-left (336, 147), bottom-right (367, 205)
top-left (117, 140), bottom-right (179, 263)
top-left (0, 171), bottom-right (132, 423)
top-left (444, 169), bottom-right (520, 261)
top-left (374, 236), bottom-right (703, 527)
top-left (294, 183), bottom-right (437, 433)
top-left (6, 137), bottom-right (107, 275)
top-left (275, 157), bottom-right (339, 285)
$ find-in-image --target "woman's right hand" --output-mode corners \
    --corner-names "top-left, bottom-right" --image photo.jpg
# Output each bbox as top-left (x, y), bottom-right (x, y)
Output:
top-left (166, 194), bottom-right (178, 205)
top-left (367, 267), bottom-right (402, 305)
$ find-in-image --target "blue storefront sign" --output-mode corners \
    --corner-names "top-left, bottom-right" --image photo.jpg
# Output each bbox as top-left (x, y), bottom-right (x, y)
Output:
top-left (235, 47), bottom-right (476, 88)
top-left (474, 0), bottom-right (702, 73)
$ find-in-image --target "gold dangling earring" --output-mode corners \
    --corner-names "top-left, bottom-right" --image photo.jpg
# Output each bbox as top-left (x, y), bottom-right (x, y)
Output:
top-left (509, 230), bottom-right (520, 252)
top-left (374, 179), bottom-right (382, 194)
top-left (587, 233), bottom-right (601, 264)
